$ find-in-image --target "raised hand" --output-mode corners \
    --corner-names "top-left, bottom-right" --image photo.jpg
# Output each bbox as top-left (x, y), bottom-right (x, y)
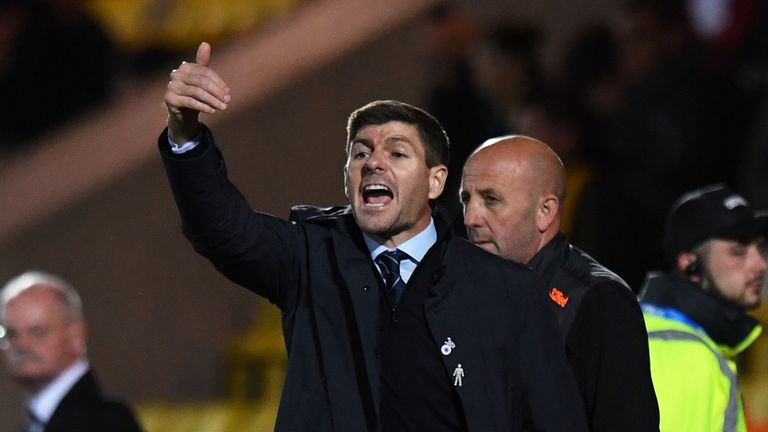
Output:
top-left (164, 42), bottom-right (231, 143)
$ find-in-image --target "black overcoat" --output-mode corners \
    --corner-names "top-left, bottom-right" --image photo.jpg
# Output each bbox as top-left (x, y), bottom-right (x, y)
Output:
top-left (528, 234), bottom-right (660, 431)
top-left (43, 370), bottom-right (142, 432)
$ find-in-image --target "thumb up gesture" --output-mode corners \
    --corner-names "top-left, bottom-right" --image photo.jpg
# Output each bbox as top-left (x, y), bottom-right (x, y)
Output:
top-left (164, 42), bottom-right (231, 143)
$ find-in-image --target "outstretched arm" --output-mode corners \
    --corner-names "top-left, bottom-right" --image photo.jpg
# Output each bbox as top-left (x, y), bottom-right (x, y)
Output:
top-left (158, 43), bottom-right (302, 307)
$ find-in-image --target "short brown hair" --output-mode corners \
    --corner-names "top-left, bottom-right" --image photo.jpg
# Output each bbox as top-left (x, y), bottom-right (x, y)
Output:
top-left (346, 100), bottom-right (450, 168)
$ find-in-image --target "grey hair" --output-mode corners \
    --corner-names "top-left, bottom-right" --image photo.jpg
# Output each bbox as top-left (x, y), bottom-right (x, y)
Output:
top-left (0, 271), bottom-right (83, 322)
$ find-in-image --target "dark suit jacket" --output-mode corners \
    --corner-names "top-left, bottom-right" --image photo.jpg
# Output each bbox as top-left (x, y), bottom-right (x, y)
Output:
top-left (159, 128), bottom-right (588, 432)
top-left (528, 234), bottom-right (660, 431)
top-left (43, 370), bottom-right (142, 432)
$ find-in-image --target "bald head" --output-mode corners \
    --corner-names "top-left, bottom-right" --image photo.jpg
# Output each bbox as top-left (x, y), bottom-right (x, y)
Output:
top-left (460, 135), bottom-right (566, 263)
top-left (471, 135), bottom-right (566, 203)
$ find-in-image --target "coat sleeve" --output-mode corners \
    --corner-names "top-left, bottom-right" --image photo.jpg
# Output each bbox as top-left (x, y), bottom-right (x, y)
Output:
top-left (566, 283), bottom-right (660, 432)
top-left (513, 270), bottom-right (589, 432)
top-left (157, 126), bottom-right (303, 309)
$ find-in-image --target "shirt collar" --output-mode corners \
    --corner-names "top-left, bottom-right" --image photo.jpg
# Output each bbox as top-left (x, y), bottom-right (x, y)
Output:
top-left (527, 232), bottom-right (568, 285)
top-left (363, 218), bottom-right (437, 262)
top-left (28, 359), bottom-right (89, 423)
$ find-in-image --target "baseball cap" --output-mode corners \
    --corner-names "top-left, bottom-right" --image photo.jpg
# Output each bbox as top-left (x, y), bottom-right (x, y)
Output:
top-left (663, 183), bottom-right (768, 259)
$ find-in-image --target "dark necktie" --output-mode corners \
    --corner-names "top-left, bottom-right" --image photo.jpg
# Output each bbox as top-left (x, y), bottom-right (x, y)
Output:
top-left (376, 249), bottom-right (409, 303)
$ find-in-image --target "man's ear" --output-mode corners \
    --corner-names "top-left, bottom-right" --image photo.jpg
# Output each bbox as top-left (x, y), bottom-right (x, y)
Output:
top-left (67, 320), bottom-right (87, 357)
top-left (676, 251), bottom-right (703, 285)
top-left (428, 165), bottom-right (448, 200)
top-left (536, 195), bottom-right (559, 233)
top-left (676, 252), bottom-right (697, 274)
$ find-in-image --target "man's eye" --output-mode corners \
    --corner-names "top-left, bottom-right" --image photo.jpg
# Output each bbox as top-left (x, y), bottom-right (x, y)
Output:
top-left (730, 246), bottom-right (747, 257)
top-left (392, 151), bottom-right (407, 159)
top-left (754, 238), bottom-right (767, 255)
top-left (459, 193), bottom-right (469, 206)
top-left (30, 327), bottom-right (48, 339)
top-left (758, 242), bottom-right (768, 257)
top-left (353, 151), bottom-right (369, 160)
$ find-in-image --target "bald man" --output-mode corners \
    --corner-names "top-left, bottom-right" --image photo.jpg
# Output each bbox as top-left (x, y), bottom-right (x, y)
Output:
top-left (460, 136), bottom-right (659, 431)
top-left (1, 271), bottom-right (142, 432)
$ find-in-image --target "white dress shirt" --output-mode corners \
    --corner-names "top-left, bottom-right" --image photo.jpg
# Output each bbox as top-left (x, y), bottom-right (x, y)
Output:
top-left (27, 359), bottom-right (89, 429)
top-left (363, 218), bottom-right (437, 284)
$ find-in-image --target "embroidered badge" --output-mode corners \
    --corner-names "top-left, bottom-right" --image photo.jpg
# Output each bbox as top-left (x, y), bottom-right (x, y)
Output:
top-left (549, 287), bottom-right (569, 308)
top-left (453, 363), bottom-right (464, 387)
top-left (441, 337), bottom-right (456, 355)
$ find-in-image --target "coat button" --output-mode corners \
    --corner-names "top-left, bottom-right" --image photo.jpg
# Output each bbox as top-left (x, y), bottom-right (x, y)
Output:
top-left (362, 285), bottom-right (369, 292)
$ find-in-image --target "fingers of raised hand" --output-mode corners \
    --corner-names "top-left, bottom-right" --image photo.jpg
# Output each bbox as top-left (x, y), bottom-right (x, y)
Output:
top-left (165, 64), bottom-right (230, 114)
top-left (174, 60), bottom-right (228, 90)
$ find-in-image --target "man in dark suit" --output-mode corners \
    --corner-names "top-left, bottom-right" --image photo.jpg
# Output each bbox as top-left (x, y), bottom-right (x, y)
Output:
top-left (460, 135), bottom-right (660, 431)
top-left (0, 271), bottom-right (142, 432)
top-left (159, 41), bottom-right (588, 431)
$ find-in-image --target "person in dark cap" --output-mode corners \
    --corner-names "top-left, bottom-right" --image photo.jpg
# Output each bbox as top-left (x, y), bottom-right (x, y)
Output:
top-left (639, 183), bottom-right (767, 432)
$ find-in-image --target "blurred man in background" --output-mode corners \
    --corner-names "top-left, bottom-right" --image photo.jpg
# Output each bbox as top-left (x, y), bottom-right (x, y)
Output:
top-left (1, 271), bottom-right (142, 432)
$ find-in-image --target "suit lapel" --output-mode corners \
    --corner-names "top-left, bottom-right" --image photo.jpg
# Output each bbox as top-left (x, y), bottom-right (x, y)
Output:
top-left (423, 242), bottom-right (493, 431)
top-left (44, 371), bottom-right (95, 432)
top-left (331, 230), bottom-right (383, 414)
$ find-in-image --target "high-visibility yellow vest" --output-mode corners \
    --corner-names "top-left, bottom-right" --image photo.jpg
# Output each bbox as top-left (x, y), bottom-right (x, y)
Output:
top-left (643, 305), bottom-right (762, 432)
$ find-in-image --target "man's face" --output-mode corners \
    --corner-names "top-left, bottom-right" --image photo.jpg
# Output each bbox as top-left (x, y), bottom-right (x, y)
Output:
top-left (344, 121), bottom-right (445, 246)
top-left (701, 238), bottom-right (768, 309)
top-left (460, 152), bottom-right (540, 264)
top-left (1, 287), bottom-right (84, 389)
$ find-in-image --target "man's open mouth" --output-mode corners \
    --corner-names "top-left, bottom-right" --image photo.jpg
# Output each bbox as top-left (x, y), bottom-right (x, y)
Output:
top-left (363, 184), bottom-right (394, 207)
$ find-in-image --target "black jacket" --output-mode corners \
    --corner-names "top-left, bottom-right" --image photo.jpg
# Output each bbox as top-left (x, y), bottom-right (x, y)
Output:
top-left (43, 370), bottom-right (142, 432)
top-left (159, 129), bottom-right (588, 432)
top-left (528, 234), bottom-right (660, 431)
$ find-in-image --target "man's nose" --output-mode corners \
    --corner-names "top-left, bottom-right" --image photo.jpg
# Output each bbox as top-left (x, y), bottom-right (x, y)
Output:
top-left (364, 150), bottom-right (386, 172)
top-left (462, 199), bottom-right (482, 228)
top-left (5, 335), bottom-right (25, 351)
top-left (749, 244), bottom-right (768, 273)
